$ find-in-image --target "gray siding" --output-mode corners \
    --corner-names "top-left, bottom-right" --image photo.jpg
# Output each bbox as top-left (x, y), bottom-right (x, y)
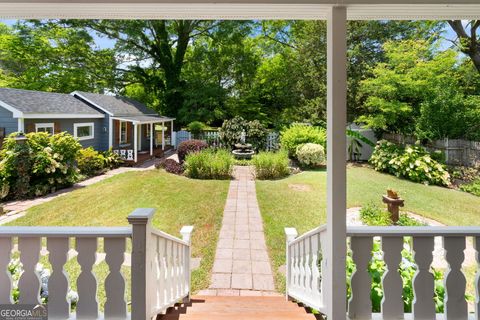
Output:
top-left (0, 107), bottom-right (18, 136)
top-left (24, 118), bottom-right (107, 150)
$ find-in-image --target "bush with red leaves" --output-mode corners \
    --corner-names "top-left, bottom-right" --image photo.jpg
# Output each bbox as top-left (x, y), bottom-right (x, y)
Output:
top-left (177, 140), bottom-right (208, 163)
top-left (156, 159), bottom-right (184, 175)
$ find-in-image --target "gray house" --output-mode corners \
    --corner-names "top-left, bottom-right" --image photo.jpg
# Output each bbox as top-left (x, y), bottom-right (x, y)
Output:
top-left (0, 88), bottom-right (174, 163)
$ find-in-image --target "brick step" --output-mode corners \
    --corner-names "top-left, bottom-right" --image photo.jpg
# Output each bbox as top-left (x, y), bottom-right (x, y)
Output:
top-left (157, 296), bottom-right (318, 320)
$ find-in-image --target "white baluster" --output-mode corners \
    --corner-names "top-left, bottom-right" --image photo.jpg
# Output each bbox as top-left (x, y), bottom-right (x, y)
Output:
top-left (0, 237), bottom-right (13, 304)
top-left (104, 237), bottom-right (127, 319)
top-left (348, 236), bottom-right (372, 319)
top-left (174, 242), bottom-right (179, 299)
top-left (474, 236), bottom-right (480, 320)
top-left (412, 236), bottom-right (435, 319)
top-left (18, 237), bottom-right (41, 304)
top-left (165, 240), bottom-right (172, 303)
top-left (443, 236), bottom-right (467, 320)
top-left (311, 233), bottom-right (321, 298)
top-left (76, 238), bottom-right (98, 319)
top-left (299, 240), bottom-right (305, 291)
top-left (305, 237), bottom-right (312, 293)
top-left (47, 237), bottom-right (70, 319)
top-left (158, 237), bottom-right (166, 308)
top-left (381, 237), bottom-right (404, 319)
top-left (178, 244), bottom-right (185, 297)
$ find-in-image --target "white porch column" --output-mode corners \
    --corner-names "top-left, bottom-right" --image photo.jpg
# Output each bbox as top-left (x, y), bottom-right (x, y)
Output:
top-left (133, 123), bottom-right (138, 163)
top-left (138, 124), bottom-right (142, 151)
top-left (161, 121), bottom-right (165, 150)
top-left (326, 6), bottom-right (347, 320)
top-left (150, 123), bottom-right (153, 156)
top-left (108, 117), bottom-right (113, 149)
top-left (17, 118), bottom-right (24, 133)
top-left (170, 120), bottom-right (174, 146)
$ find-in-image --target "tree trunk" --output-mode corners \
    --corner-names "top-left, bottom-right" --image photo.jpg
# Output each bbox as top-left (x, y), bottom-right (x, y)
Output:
top-left (448, 20), bottom-right (480, 73)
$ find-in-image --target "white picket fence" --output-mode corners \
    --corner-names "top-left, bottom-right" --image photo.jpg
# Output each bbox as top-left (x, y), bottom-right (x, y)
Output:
top-left (174, 130), bottom-right (279, 151)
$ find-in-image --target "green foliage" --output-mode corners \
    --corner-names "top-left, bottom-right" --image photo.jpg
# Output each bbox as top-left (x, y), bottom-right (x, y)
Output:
top-left (77, 147), bottom-right (106, 177)
top-left (359, 203), bottom-right (425, 226)
top-left (460, 179), bottom-right (480, 197)
top-left (295, 143), bottom-right (325, 168)
top-left (0, 132), bottom-right (82, 199)
top-left (370, 140), bottom-right (451, 186)
top-left (280, 124), bottom-right (326, 158)
top-left (184, 149), bottom-right (234, 180)
top-left (187, 121), bottom-right (206, 137)
top-left (252, 150), bottom-right (290, 180)
top-left (347, 241), bottom-right (448, 313)
top-left (219, 117), bottom-right (268, 151)
top-left (102, 149), bottom-right (123, 169)
top-left (359, 39), bottom-right (480, 141)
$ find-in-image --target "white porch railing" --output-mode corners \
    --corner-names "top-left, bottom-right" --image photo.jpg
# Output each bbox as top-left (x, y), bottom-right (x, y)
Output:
top-left (0, 208), bottom-right (193, 320)
top-left (285, 225), bottom-right (480, 319)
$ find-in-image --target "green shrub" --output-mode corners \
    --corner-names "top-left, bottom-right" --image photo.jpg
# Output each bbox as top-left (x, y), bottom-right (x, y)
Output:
top-left (370, 140), bottom-right (451, 186)
top-left (359, 203), bottom-right (425, 227)
top-left (219, 116), bottom-right (268, 151)
top-left (77, 147), bottom-right (106, 177)
top-left (460, 179), bottom-right (480, 196)
top-left (296, 143), bottom-right (325, 168)
top-left (0, 132), bottom-right (82, 199)
top-left (184, 149), bottom-right (234, 179)
top-left (102, 149), bottom-right (123, 169)
top-left (252, 151), bottom-right (290, 180)
top-left (187, 121), bottom-right (206, 138)
top-left (280, 124), bottom-right (326, 158)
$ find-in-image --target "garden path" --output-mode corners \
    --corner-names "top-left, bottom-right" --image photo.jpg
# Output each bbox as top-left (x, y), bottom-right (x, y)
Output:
top-left (200, 166), bottom-right (279, 296)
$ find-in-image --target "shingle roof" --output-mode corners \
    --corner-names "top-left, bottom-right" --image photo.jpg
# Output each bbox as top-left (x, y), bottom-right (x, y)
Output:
top-left (0, 88), bottom-right (103, 115)
top-left (73, 91), bottom-right (156, 116)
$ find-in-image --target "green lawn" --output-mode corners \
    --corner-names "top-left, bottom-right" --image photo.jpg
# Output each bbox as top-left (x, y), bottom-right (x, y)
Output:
top-left (8, 169), bottom-right (229, 304)
top-left (256, 165), bottom-right (480, 291)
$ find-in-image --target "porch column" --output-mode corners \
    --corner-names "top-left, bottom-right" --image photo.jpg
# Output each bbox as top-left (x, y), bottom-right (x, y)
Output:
top-left (133, 123), bottom-right (138, 163)
top-left (150, 123), bottom-right (153, 156)
top-left (108, 117), bottom-right (113, 149)
top-left (161, 121), bottom-right (165, 150)
top-left (326, 6), bottom-right (347, 320)
top-left (17, 118), bottom-right (24, 133)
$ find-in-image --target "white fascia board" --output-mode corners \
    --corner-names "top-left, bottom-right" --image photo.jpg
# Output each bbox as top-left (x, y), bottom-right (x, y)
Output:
top-left (23, 113), bottom-right (105, 119)
top-left (71, 91), bottom-right (114, 116)
top-left (0, 100), bottom-right (23, 118)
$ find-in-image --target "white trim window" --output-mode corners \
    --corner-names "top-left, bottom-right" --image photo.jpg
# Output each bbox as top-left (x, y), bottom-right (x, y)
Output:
top-left (35, 123), bottom-right (54, 135)
top-left (119, 121), bottom-right (128, 144)
top-left (74, 122), bottom-right (95, 141)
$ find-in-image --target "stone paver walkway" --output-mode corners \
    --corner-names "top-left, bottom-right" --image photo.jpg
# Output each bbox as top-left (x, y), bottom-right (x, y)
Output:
top-left (200, 166), bottom-right (278, 297)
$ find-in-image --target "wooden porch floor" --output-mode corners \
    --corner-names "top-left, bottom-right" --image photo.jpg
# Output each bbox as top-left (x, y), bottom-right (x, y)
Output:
top-left (157, 296), bottom-right (319, 320)
top-left (124, 145), bottom-right (174, 165)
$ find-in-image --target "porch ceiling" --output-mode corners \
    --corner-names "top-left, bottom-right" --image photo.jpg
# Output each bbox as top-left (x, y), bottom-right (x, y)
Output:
top-left (0, 2), bottom-right (479, 20)
top-left (111, 115), bottom-right (174, 124)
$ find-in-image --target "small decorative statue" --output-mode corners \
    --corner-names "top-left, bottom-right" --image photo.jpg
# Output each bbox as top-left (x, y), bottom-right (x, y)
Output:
top-left (240, 130), bottom-right (246, 144)
top-left (382, 189), bottom-right (404, 225)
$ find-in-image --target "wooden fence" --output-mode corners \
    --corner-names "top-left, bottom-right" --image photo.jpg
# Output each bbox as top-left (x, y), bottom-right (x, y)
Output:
top-left (383, 133), bottom-right (480, 167)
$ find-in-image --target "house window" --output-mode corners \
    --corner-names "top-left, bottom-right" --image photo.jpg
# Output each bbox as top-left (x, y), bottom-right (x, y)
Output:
top-left (74, 123), bottom-right (94, 140)
top-left (119, 121), bottom-right (128, 144)
top-left (35, 123), bottom-right (54, 135)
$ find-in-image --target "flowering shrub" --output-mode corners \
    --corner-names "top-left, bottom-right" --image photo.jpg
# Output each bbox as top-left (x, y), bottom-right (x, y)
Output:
top-left (0, 132), bottom-right (82, 199)
top-left (460, 179), bottom-right (480, 196)
top-left (280, 124), bottom-right (326, 158)
top-left (370, 140), bottom-right (451, 186)
top-left (8, 259), bottom-right (78, 307)
top-left (177, 140), bottom-right (208, 163)
top-left (157, 159), bottom-right (184, 175)
top-left (296, 143), bottom-right (325, 168)
top-left (219, 116), bottom-right (268, 151)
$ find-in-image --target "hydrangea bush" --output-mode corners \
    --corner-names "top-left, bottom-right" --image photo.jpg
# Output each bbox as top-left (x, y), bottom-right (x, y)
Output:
top-left (370, 140), bottom-right (451, 186)
top-left (296, 143), bottom-right (325, 168)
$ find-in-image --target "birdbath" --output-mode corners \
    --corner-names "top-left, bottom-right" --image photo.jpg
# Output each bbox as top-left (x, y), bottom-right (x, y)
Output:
top-left (382, 190), bottom-right (404, 225)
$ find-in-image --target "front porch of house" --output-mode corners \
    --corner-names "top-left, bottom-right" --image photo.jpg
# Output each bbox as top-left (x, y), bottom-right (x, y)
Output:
top-left (110, 116), bottom-right (175, 163)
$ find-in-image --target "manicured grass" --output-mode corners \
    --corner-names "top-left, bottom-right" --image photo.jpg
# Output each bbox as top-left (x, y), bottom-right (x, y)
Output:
top-left (256, 165), bottom-right (480, 291)
top-left (8, 169), bottom-right (229, 305)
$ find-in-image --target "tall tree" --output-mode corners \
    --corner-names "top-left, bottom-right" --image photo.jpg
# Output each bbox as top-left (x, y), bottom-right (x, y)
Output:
top-left (447, 20), bottom-right (480, 72)
top-left (0, 22), bottom-right (116, 93)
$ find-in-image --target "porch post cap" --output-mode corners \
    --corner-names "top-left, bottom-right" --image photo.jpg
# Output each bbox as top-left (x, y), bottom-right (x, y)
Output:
top-left (127, 208), bottom-right (155, 224)
top-left (180, 226), bottom-right (194, 235)
top-left (284, 227), bottom-right (298, 238)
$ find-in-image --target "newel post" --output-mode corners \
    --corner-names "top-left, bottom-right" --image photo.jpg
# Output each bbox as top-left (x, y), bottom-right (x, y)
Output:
top-left (181, 226), bottom-right (194, 302)
top-left (285, 227), bottom-right (298, 300)
top-left (128, 208), bottom-right (155, 320)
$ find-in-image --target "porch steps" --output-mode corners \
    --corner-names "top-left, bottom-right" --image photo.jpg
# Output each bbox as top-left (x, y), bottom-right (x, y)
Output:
top-left (158, 296), bottom-right (319, 320)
